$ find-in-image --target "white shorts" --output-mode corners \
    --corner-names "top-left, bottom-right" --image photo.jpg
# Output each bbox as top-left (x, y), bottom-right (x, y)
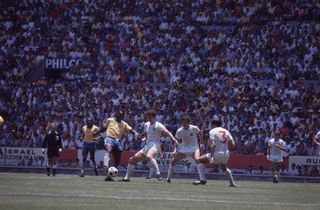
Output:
top-left (139, 142), bottom-right (160, 156)
top-left (269, 155), bottom-right (283, 163)
top-left (206, 152), bottom-right (229, 165)
top-left (177, 145), bottom-right (198, 157)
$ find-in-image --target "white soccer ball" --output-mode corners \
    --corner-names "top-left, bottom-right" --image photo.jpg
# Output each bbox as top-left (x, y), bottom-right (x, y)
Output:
top-left (108, 167), bottom-right (118, 177)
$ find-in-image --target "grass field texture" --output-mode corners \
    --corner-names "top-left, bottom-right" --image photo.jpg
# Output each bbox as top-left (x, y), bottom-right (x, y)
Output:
top-left (0, 172), bottom-right (319, 210)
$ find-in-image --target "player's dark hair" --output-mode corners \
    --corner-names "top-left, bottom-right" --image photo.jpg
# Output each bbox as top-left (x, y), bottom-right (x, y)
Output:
top-left (181, 115), bottom-right (190, 122)
top-left (146, 109), bottom-right (157, 116)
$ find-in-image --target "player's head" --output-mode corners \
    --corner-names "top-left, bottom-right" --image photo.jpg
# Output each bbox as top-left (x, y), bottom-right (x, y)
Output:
top-left (115, 110), bottom-right (124, 122)
top-left (212, 115), bottom-right (222, 127)
top-left (0, 115), bottom-right (4, 126)
top-left (146, 109), bottom-right (157, 121)
top-left (48, 122), bottom-right (57, 132)
top-left (87, 117), bottom-right (93, 128)
top-left (181, 115), bottom-right (190, 127)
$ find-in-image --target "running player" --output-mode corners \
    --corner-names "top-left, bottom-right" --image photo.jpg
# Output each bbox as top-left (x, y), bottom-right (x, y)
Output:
top-left (122, 109), bottom-right (178, 182)
top-left (267, 129), bottom-right (287, 183)
top-left (94, 110), bottom-right (139, 181)
top-left (79, 118), bottom-right (100, 177)
top-left (42, 123), bottom-right (63, 176)
top-left (195, 116), bottom-right (237, 186)
top-left (166, 115), bottom-right (205, 184)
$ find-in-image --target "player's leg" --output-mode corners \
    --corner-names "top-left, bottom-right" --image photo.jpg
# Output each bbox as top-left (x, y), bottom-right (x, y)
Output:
top-left (112, 140), bottom-right (123, 168)
top-left (80, 145), bottom-right (89, 177)
top-left (146, 162), bottom-right (154, 179)
top-left (52, 156), bottom-right (58, 176)
top-left (273, 162), bottom-right (281, 183)
top-left (104, 137), bottom-right (114, 181)
top-left (220, 162), bottom-right (236, 187)
top-left (89, 146), bottom-right (98, 176)
top-left (167, 152), bottom-right (185, 182)
top-left (122, 151), bottom-right (146, 181)
top-left (46, 157), bottom-right (52, 176)
top-left (146, 147), bottom-right (162, 180)
top-left (193, 149), bottom-right (207, 184)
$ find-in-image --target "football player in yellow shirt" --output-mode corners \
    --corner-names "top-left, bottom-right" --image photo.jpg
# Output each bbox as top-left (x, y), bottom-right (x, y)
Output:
top-left (79, 118), bottom-right (100, 177)
top-left (94, 110), bottom-right (139, 181)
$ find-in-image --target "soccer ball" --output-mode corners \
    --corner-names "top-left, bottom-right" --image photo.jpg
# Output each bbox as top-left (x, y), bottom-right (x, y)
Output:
top-left (108, 167), bottom-right (118, 177)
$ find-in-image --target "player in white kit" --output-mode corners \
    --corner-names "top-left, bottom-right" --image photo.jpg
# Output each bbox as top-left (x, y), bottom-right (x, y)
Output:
top-left (122, 109), bottom-right (178, 181)
top-left (267, 129), bottom-right (287, 183)
top-left (195, 116), bottom-right (237, 187)
top-left (166, 115), bottom-right (205, 184)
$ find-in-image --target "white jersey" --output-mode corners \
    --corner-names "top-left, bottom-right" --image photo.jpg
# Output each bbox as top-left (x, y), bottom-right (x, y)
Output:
top-left (209, 127), bottom-right (233, 154)
top-left (144, 121), bottom-right (166, 146)
top-left (268, 138), bottom-right (286, 157)
top-left (176, 125), bottom-right (200, 152)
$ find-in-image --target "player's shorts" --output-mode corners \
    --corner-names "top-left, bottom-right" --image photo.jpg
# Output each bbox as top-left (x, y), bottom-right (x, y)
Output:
top-left (47, 150), bottom-right (59, 158)
top-left (104, 136), bottom-right (123, 151)
top-left (139, 142), bottom-right (160, 156)
top-left (269, 155), bottom-right (283, 163)
top-left (177, 145), bottom-right (198, 157)
top-left (206, 152), bottom-right (229, 165)
top-left (83, 142), bottom-right (96, 153)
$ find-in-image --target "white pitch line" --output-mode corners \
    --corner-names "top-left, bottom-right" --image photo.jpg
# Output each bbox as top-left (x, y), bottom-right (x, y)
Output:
top-left (0, 192), bottom-right (319, 207)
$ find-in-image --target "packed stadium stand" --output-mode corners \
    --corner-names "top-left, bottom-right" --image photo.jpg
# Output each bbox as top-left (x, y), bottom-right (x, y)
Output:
top-left (0, 0), bottom-right (319, 176)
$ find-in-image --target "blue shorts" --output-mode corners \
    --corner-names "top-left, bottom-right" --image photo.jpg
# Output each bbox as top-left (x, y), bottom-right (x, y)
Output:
top-left (104, 136), bottom-right (123, 151)
top-left (83, 142), bottom-right (96, 153)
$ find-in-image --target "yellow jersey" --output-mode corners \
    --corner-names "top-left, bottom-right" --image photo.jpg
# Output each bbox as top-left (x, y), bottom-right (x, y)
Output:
top-left (82, 125), bottom-right (100, 143)
top-left (104, 118), bottom-right (132, 140)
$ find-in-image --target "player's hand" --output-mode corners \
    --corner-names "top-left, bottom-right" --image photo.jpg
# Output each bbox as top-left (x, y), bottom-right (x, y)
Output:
top-left (59, 148), bottom-right (62, 152)
top-left (134, 133), bottom-right (139, 140)
top-left (266, 155), bottom-right (270, 160)
top-left (142, 137), bottom-right (146, 142)
top-left (42, 148), bottom-right (45, 154)
top-left (169, 151), bottom-right (176, 159)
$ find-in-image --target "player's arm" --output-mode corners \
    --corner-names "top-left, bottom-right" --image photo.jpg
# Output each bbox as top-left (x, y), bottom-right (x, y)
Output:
top-left (164, 128), bottom-right (179, 146)
top-left (197, 131), bottom-right (205, 153)
top-left (275, 142), bottom-right (287, 151)
top-left (129, 128), bottom-right (139, 140)
top-left (208, 138), bottom-right (216, 153)
top-left (58, 134), bottom-right (63, 152)
top-left (42, 134), bottom-right (48, 153)
top-left (228, 137), bottom-right (236, 151)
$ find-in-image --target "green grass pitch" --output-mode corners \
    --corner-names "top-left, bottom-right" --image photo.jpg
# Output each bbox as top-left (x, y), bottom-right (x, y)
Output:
top-left (0, 172), bottom-right (319, 210)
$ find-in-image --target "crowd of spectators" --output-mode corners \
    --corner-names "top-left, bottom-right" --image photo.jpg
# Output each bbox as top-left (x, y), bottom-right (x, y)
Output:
top-left (0, 0), bottom-right (319, 162)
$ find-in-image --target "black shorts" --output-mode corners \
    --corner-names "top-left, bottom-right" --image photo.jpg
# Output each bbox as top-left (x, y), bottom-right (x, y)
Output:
top-left (47, 150), bottom-right (59, 158)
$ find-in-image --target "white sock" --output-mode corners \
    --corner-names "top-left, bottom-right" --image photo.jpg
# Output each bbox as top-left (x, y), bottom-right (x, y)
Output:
top-left (276, 170), bottom-right (280, 180)
top-left (148, 165), bottom-right (154, 178)
top-left (167, 164), bottom-right (175, 180)
top-left (124, 164), bottom-right (135, 180)
top-left (150, 158), bottom-right (160, 175)
top-left (104, 152), bottom-right (110, 168)
top-left (225, 168), bottom-right (235, 185)
top-left (197, 163), bottom-right (206, 181)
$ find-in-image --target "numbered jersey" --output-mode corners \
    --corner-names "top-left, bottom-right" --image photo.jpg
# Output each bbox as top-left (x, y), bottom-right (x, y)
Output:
top-left (209, 127), bottom-right (233, 154)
